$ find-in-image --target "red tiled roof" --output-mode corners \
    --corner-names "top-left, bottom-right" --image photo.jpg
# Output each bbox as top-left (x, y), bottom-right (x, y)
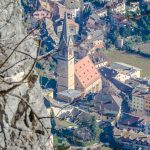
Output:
top-left (75, 56), bottom-right (101, 88)
top-left (69, 19), bottom-right (79, 28)
top-left (93, 44), bottom-right (104, 49)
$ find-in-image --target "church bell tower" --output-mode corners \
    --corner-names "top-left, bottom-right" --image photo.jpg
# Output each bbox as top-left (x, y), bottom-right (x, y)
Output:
top-left (57, 13), bottom-right (75, 92)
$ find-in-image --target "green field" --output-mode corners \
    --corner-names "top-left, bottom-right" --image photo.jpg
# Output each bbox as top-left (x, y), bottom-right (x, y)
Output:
top-left (103, 50), bottom-right (150, 77)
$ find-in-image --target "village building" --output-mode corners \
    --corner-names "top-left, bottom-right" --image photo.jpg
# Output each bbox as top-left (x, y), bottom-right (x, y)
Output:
top-left (117, 36), bottom-right (124, 48)
top-left (56, 13), bottom-right (102, 102)
top-left (95, 8), bottom-right (108, 18)
top-left (39, 0), bottom-right (52, 12)
top-left (86, 13), bottom-right (107, 31)
top-left (127, 2), bottom-right (140, 13)
top-left (45, 18), bottom-right (59, 45)
top-left (52, 1), bottom-right (66, 20)
top-left (131, 91), bottom-right (150, 116)
top-left (143, 0), bottom-right (150, 4)
top-left (94, 92), bottom-right (120, 122)
top-left (55, 19), bottom-right (79, 38)
top-left (57, 89), bottom-right (83, 103)
top-left (106, 0), bottom-right (126, 14)
top-left (117, 113), bottom-right (144, 132)
top-left (117, 113), bottom-right (150, 135)
top-left (110, 14), bottom-right (128, 27)
top-left (89, 52), bottom-right (108, 69)
top-left (100, 62), bottom-right (141, 84)
top-left (56, 13), bottom-right (75, 93)
top-left (87, 13), bottom-right (100, 27)
top-left (75, 56), bottom-right (102, 95)
top-left (77, 30), bottom-right (105, 58)
top-left (63, 0), bottom-right (81, 19)
top-left (110, 62), bottom-right (141, 83)
top-left (33, 10), bottom-right (51, 20)
top-left (114, 127), bottom-right (150, 150)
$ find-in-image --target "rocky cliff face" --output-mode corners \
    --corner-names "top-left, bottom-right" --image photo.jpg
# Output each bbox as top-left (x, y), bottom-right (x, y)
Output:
top-left (0, 0), bottom-right (52, 149)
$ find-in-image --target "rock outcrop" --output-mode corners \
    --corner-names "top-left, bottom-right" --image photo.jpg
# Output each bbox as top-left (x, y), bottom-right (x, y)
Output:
top-left (0, 0), bottom-right (52, 149)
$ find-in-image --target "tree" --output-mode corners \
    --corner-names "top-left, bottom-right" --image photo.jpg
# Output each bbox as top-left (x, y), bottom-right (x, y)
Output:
top-left (50, 109), bottom-right (56, 134)
top-left (56, 143), bottom-right (70, 150)
top-left (91, 116), bottom-right (100, 139)
top-left (100, 123), bottom-right (115, 148)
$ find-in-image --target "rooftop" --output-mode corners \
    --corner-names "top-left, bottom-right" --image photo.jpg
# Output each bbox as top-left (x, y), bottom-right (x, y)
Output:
top-left (64, 0), bottom-right (80, 9)
top-left (111, 62), bottom-right (141, 71)
top-left (94, 93), bottom-right (120, 112)
top-left (90, 13), bottom-right (100, 21)
top-left (110, 62), bottom-right (141, 76)
top-left (125, 78), bottom-right (149, 88)
top-left (118, 113), bottom-right (140, 126)
top-left (114, 127), bottom-right (150, 144)
top-left (75, 56), bottom-right (101, 88)
top-left (89, 52), bottom-right (108, 64)
top-left (132, 91), bottom-right (150, 100)
top-left (69, 19), bottom-right (79, 28)
top-left (58, 89), bottom-right (82, 99)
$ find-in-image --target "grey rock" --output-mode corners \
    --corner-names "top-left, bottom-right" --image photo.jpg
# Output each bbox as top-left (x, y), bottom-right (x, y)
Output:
top-left (0, 0), bottom-right (52, 149)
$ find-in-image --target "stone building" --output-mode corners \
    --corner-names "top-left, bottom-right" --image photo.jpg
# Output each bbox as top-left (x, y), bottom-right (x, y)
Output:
top-left (110, 62), bottom-right (141, 83)
top-left (64, 0), bottom-right (81, 19)
top-left (131, 91), bottom-right (150, 116)
top-left (75, 56), bottom-right (102, 95)
top-left (57, 13), bottom-right (75, 92)
top-left (56, 13), bottom-right (102, 100)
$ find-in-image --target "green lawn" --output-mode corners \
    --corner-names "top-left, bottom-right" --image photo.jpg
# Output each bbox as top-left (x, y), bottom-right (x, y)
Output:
top-left (53, 135), bottom-right (59, 145)
top-left (55, 118), bottom-right (77, 128)
top-left (82, 140), bottom-right (98, 147)
top-left (103, 50), bottom-right (150, 77)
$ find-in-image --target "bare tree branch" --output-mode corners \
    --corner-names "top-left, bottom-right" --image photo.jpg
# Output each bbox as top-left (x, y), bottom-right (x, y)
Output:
top-left (0, 58), bottom-right (27, 74)
top-left (0, 26), bottom-right (40, 68)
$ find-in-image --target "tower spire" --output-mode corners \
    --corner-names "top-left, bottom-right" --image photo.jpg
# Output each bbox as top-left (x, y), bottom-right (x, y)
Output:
top-left (57, 13), bottom-right (75, 92)
top-left (60, 12), bottom-right (70, 45)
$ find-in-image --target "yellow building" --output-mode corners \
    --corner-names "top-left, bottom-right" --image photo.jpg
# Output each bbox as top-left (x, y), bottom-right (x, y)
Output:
top-left (132, 91), bottom-right (145, 113)
top-left (144, 94), bottom-right (150, 116)
top-left (132, 91), bottom-right (150, 116)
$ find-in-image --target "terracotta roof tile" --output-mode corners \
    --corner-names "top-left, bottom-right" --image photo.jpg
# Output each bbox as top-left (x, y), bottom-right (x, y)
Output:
top-left (69, 19), bottom-right (79, 28)
top-left (75, 56), bottom-right (101, 88)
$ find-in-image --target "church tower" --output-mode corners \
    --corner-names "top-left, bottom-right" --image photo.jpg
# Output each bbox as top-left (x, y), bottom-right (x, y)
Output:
top-left (57, 13), bottom-right (75, 92)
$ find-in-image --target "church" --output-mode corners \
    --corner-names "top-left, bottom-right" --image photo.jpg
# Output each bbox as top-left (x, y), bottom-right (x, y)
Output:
top-left (56, 13), bottom-right (102, 102)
